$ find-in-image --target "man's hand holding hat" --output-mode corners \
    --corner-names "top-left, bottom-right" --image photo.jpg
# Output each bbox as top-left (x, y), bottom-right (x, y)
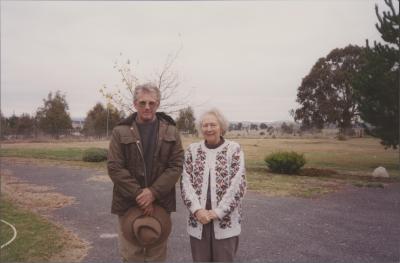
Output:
top-left (136, 188), bottom-right (155, 208)
top-left (142, 203), bottom-right (154, 216)
top-left (121, 204), bottom-right (172, 248)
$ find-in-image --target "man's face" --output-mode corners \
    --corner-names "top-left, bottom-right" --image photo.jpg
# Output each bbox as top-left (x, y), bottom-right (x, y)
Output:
top-left (133, 91), bottom-right (160, 123)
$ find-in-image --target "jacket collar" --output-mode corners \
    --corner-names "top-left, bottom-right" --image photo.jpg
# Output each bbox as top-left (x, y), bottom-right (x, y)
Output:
top-left (121, 112), bottom-right (177, 156)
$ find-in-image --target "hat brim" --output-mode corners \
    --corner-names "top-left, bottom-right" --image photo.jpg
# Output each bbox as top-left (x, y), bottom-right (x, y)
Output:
top-left (121, 204), bottom-right (171, 248)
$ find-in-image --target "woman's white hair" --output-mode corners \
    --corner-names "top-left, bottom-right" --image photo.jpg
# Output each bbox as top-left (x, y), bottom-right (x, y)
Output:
top-left (197, 108), bottom-right (229, 136)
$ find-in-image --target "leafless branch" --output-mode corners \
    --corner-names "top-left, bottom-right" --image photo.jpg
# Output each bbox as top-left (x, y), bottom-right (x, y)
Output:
top-left (101, 48), bottom-right (192, 116)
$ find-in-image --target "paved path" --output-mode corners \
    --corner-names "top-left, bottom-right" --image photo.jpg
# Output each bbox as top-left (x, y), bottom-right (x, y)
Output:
top-left (2, 160), bottom-right (400, 262)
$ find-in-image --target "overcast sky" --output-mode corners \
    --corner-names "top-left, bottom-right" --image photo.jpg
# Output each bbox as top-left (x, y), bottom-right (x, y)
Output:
top-left (1, 0), bottom-right (387, 122)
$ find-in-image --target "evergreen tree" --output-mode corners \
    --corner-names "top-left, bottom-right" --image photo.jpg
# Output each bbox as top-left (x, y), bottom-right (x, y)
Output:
top-left (353, 0), bottom-right (399, 149)
top-left (0, 112), bottom-right (6, 138)
top-left (16, 113), bottom-right (35, 137)
top-left (36, 91), bottom-right (73, 138)
top-left (6, 114), bottom-right (18, 136)
top-left (83, 102), bottom-right (122, 138)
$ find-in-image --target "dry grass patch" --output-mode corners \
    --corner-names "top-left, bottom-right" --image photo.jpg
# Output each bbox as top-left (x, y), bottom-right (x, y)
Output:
top-left (299, 168), bottom-right (338, 177)
top-left (86, 174), bottom-right (111, 183)
top-left (1, 171), bottom-right (75, 213)
top-left (0, 169), bottom-right (90, 262)
top-left (247, 171), bottom-right (344, 198)
top-left (48, 226), bottom-right (90, 262)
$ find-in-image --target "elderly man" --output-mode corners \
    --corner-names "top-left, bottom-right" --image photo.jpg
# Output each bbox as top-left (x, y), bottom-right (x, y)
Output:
top-left (107, 83), bottom-right (184, 262)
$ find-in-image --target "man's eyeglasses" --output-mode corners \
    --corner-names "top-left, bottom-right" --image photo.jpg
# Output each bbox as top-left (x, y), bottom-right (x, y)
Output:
top-left (137, 100), bottom-right (158, 108)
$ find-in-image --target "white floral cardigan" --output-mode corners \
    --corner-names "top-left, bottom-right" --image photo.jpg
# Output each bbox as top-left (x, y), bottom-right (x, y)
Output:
top-left (180, 140), bottom-right (247, 240)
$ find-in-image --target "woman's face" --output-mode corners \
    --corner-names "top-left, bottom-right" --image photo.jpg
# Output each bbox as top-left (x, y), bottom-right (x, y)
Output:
top-left (201, 114), bottom-right (222, 145)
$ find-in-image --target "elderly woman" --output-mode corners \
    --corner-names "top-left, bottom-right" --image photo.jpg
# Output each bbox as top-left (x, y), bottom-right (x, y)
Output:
top-left (180, 108), bottom-right (247, 262)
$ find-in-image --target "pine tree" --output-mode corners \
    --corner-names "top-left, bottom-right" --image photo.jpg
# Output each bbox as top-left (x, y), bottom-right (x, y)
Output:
top-left (83, 102), bottom-right (122, 138)
top-left (36, 91), bottom-right (73, 138)
top-left (353, 0), bottom-right (399, 149)
top-left (16, 113), bottom-right (36, 137)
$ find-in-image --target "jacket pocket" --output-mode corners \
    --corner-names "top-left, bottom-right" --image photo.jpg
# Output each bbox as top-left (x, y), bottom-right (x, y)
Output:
top-left (120, 136), bottom-right (138, 167)
top-left (159, 136), bottom-right (176, 163)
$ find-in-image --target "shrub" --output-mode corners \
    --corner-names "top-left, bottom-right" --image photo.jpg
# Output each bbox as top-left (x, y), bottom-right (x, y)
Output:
top-left (82, 148), bottom-right (108, 162)
top-left (264, 151), bottom-right (306, 174)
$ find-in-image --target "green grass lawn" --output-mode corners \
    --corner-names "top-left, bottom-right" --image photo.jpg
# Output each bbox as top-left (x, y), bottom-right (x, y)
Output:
top-left (0, 148), bottom-right (84, 161)
top-left (0, 198), bottom-right (66, 262)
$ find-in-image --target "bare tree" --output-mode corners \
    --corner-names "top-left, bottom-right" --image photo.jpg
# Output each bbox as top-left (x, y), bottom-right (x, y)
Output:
top-left (101, 49), bottom-right (191, 115)
top-left (175, 106), bottom-right (196, 134)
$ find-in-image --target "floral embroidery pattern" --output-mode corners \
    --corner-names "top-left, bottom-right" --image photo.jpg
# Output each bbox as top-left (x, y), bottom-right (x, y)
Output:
top-left (188, 213), bottom-right (198, 228)
top-left (223, 147), bottom-right (246, 216)
top-left (215, 145), bottom-right (246, 229)
top-left (219, 214), bottom-right (232, 229)
top-left (184, 149), bottom-right (193, 175)
top-left (180, 181), bottom-right (192, 209)
top-left (230, 148), bottom-right (241, 180)
top-left (181, 150), bottom-right (194, 208)
top-left (192, 146), bottom-right (206, 196)
top-left (215, 146), bottom-right (229, 204)
top-left (223, 178), bottom-right (246, 216)
top-left (238, 203), bottom-right (243, 224)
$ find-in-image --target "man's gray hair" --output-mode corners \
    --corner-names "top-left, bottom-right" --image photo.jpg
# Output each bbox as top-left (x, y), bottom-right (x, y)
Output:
top-left (133, 83), bottom-right (161, 102)
top-left (197, 108), bottom-right (229, 136)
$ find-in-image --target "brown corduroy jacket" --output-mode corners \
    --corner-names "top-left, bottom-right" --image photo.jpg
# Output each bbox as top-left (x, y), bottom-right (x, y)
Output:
top-left (107, 112), bottom-right (184, 215)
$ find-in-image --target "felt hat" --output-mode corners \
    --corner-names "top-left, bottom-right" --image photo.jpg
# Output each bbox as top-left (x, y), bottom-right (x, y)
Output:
top-left (121, 204), bottom-right (171, 248)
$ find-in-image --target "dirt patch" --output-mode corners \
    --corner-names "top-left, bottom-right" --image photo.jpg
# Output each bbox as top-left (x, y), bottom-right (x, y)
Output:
top-left (1, 169), bottom-right (90, 262)
top-left (86, 174), bottom-right (111, 183)
top-left (48, 225), bottom-right (90, 262)
top-left (299, 168), bottom-right (338, 177)
top-left (2, 158), bottom-right (110, 183)
top-left (1, 170), bottom-right (75, 212)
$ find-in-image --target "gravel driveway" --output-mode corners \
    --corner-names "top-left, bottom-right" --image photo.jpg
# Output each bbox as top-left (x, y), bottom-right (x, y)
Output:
top-left (2, 159), bottom-right (399, 262)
